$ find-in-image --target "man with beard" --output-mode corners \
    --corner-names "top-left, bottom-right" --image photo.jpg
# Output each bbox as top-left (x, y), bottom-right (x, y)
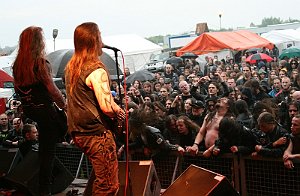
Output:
top-left (236, 65), bottom-right (252, 86)
top-left (186, 97), bottom-right (235, 152)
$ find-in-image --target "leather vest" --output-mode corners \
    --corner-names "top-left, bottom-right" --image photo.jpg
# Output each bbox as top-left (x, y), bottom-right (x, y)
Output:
top-left (65, 64), bottom-right (107, 134)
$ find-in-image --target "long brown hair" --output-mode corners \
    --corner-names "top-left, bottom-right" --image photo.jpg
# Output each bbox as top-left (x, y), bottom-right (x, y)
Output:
top-left (65, 22), bottom-right (106, 95)
top-left (13, 26), bottom-right (50, 87)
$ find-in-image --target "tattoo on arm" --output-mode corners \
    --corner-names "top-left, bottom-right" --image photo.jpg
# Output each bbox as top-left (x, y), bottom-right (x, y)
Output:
top-left (99, 70), bottom-right (118, 115)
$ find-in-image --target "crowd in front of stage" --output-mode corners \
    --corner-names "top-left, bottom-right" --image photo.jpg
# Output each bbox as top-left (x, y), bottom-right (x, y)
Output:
top-left (1, 49), bottom-right (300, 170)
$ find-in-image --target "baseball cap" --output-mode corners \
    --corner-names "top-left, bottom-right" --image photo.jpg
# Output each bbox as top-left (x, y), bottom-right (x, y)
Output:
top-left (191, 99), bottom-right (205, 108)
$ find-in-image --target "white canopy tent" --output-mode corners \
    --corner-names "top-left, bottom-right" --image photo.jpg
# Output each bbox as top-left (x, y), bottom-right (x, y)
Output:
top-left (102, 34), bottom-right (162, 72)
top-left (261, 29), bottom-right (300, 54)
top-left (0, 88), bottom-right (13, 98)
top-left (0, 55), bottom-right (15, 76)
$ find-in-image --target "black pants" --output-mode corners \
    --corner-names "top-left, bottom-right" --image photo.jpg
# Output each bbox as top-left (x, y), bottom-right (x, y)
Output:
top-left (24, 104), bottom-right (60, 194)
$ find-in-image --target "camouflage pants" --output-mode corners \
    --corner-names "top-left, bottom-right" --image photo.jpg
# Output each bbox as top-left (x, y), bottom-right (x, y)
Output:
top-left (73, 130), bottom-right (119, 196)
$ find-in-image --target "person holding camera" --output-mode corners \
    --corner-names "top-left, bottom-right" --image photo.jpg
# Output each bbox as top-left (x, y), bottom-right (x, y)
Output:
top-left (190, 72), bottom-right (229, 102)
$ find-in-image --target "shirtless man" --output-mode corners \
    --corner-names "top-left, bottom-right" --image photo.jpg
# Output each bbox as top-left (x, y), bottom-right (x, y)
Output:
top-left (186, 97), bottom-right (233, 154)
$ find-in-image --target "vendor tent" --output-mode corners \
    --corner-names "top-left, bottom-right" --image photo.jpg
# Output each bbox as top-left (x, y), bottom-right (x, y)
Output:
top-left (176, 30), bottom-right (274, 56)
top-left (102, 34), bottom-right (163, 72)
top-left (261, 29), bottom-right (300, 54)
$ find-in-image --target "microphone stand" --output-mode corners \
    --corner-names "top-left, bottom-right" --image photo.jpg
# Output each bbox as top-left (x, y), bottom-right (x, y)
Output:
top-left (111, 49), bottom-right (132, 196)
top-left (113, 50), bottom-right (122, 103)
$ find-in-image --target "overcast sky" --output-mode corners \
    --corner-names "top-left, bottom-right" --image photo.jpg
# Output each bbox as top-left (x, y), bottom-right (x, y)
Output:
top-left (1, 0), bottom-right (300, 47)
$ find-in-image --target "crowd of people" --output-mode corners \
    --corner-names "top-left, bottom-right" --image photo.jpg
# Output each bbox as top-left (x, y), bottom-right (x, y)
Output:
top-left (1, 29), bottom-right (300, 194)
top-left (110, 50), bottom-right (300, 170)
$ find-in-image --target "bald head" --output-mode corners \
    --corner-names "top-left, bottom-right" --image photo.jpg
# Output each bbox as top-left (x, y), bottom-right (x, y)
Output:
top-left (292, 91), bottom-right (300, 101)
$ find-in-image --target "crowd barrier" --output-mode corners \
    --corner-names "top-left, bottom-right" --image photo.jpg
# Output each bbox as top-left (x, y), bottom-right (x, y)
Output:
top-left (1, 145), bottom-right (299, 195)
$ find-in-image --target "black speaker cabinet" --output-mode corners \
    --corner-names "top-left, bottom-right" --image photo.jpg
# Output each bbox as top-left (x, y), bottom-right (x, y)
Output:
top-left (118, 161), bottom-right (161, 196)
top-left (3, 150), bottom-right (74, 196)
top-left (84, 160), bottom-right (161, 196)
top-left (0, 148), bottom-right (22, 176)
top-left (162, 164), bottom-right (239, 196)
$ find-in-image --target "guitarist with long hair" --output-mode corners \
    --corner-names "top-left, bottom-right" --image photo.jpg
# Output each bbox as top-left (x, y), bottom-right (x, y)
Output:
top-left (65, 22), bottom-right (125, 196)
top-left (13, 26), bottom-right (66, 195)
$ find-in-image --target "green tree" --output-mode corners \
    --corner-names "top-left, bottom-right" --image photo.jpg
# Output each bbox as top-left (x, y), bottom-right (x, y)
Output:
top-left (259, 17), bottom-right (283, 27)
top-left (284, 17), bottom-right (300, 23)
top-left (146, 35), bottom-right (164, 45)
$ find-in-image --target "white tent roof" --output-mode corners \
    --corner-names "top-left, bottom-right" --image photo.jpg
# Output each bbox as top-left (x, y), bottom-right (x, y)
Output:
top-left (102, 34), bottom-right (162, 56)
top-left (0, 88), bottom-right (13, 98)
top-left (261, 29), bottom-right (300, 44)
top-left (0, 55), bottom-right (15, 76)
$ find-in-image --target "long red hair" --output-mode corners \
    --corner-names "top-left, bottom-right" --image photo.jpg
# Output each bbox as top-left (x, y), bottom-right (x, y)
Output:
top-left (65, 22), bottom-right (107, 95)
top-left (13, 26), bottom-right (50, 87)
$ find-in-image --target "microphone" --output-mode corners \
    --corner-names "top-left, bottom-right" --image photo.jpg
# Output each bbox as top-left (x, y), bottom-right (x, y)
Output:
top-left (102, 44), bottom-right (120, 52)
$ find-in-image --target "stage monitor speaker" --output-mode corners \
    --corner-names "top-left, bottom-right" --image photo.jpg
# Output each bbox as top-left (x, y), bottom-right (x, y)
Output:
top-left (0, 148), bottom-right (22, 176)
top-left (118, 161), bottom-right (161, 196)
top-left (3, 150), bottom-right (74, 196)
top-left (162, 164), bottom-right (239, 196)
top-left (84, 160), bottom-right (161, 196)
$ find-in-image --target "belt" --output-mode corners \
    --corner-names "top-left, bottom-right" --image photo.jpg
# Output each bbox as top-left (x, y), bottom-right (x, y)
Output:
top-left (72, 129), bottom-right (107, 137)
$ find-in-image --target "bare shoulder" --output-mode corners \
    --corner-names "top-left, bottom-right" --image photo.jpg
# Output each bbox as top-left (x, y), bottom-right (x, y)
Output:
top-left (86, 68), bottom-right (108, 87)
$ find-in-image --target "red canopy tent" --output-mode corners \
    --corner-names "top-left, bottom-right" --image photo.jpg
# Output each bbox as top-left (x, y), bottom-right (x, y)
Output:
top-left (176, 30), bottom-right (274, 56)
top-left (0, 69), bottom-right (13, 88)
top-left (0, 69), bottom-right (13, 113)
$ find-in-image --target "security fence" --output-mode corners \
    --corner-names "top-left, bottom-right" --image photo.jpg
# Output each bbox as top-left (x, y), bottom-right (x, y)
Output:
top-left (55, 144), bottom-right (300, 195)
top-left (1, 145), bottom-right (300, 195)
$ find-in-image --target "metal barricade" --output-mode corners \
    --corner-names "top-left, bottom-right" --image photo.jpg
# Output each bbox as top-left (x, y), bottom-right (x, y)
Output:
top-left (239, 156), bottom-right (300, 196)
top-left (52, 145), bottom-right (300, 195)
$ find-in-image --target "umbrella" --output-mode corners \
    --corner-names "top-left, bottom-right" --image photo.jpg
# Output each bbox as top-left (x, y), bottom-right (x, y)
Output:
top-left (125, 69), bottom-right (155, 84)
top-left (245, 48), bottom-right (261, 54)
top-left (180, 52), bottom-right (198, 59)
top-left (279, 47), bottom-right (300, 59)
top-left (46, 49), bottom-right (122, 78)
top-left (246, 53), bottom-right (273, 64)
top-left (166, 57), bottom-right (183, 67)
